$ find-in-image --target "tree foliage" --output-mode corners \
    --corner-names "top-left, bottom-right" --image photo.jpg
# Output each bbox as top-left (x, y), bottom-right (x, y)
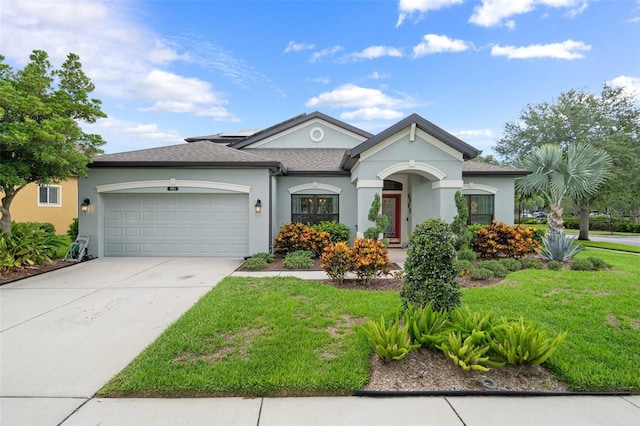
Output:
top-left (494, 85), bottom-right (640, 233)
top-left (0, 50), bottom-right (107, 234)
top-left (516, 143), bottom-right (612, 234)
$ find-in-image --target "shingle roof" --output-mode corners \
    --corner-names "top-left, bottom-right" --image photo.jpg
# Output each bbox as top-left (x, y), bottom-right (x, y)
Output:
top-left (462, 161), bottom-right (529, 176)
top-left (247, 148), bottom-right (347, 173)
top-left (90, 141), bottom-right (283, 171)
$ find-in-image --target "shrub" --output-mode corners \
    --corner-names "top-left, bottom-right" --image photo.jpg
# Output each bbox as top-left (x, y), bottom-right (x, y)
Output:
top-left (404, 303), bottom-right (451, 350)
top-left (489, 318), bottom-right (568, 365)
top-left (28, 222), bottom-right (56, 235)
top-left (437, 332), bottom-right (495, 372)
top-left (67, 218), bottom-right (79, 240)
top-left (362, 315), bottom-right (419, 362)
top-left (243, 257), bottom-right (268, 271)
top-left (570, 258), bottom-right (595, 271)
top-left (457, 248), bottom-right (476, 262)
top-left (351, 238), bottom-right (391, 285)
top-left (312, 221), bottom-right (351, 243)
top-left (321, 242), bottom-right (354, 284)
top-left (539, 232), bottom-right (585, 262)
top-left (455, 260), bottom-right (474, 276)
top-left (451, 190), bottom-right (472, 250)
top-left (469, 268), bottom-right (494, 280)
top-left (477, 260), bottom-right (509, 278)
top-left (0, 222), bottom-right (67, 269)
top-left (547, 260), bottom-right (563, 271)
top-left (283, 250), bottom-right (314, 270)
top-left (401, 218), bottom-right (461, 311)
top-left (499, 258), bottom-right (522, 272)
top-left (273, 223), bottom-right (331, 256)
top-left (519, 258), bottom-right (543, 270)
top-left (587, 256), bottom-right (609, 271)
top-left (473, 221), bottom-right (541, 259)
top-left (363, 193), bottom-right (389, 240)
top-left (252, 252), bottom-right (275, 263)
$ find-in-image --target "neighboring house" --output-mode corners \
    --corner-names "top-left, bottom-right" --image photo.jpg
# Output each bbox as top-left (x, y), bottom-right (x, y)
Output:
top-left (79, 112), bottom-right (527, 258)
top-left (8, 178), bottom-right (78, 234)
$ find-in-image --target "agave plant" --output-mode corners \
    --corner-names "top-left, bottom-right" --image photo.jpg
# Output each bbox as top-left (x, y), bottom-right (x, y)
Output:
top-left (539, 231), bottom-right (584, 262)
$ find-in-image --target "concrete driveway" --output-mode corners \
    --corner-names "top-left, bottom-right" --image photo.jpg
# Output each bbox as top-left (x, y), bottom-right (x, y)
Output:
top-left (0, 257), bottom-right (242, 426)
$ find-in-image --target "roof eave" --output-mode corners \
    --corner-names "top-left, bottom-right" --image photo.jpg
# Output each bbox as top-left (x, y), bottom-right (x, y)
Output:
top-left (89, 161), bottom-right (285, 173)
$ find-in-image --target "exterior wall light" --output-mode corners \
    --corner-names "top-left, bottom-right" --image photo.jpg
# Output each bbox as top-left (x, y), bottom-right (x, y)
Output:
top-left (80, 198), bottom-right (90, 213)
top-left (255, 199), bottom-right (262, 214)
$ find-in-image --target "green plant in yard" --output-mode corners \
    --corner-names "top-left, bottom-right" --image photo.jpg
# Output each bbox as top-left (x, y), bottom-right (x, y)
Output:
top-left (451, 190), bottom-right (472, 250)
top-left (449, 306), bottom-right (496, 341)
top-left (362, 315), bottom-right (419, 362)
top-left (401, 218), bottom-right (461, 311)
top-left (469, 268), bottom-right (494, 281)
top-left (539, 231), bottom-right (585, 262)
top-left (455, 260), bottom-right (474, 276)
top-left (457, 247), bottom-right (476, 262)
top-left (313, 221), bottom-right (351, 243)
top-left (499, 258), bottom-right (522, 272)
top-left (404, 303), bottom-right (452, 350)
top-left (519, 257), bottom-right (543, 270)
top-left (477, 260), bottom-right (509, 278)
top-left (283, 250), bottom-right (314, 269)
top-left (436, 332), bottom-right (495, 372)
top-left (351, 238), bottom-right (391, 285)
top-left (489, 318), bottom-right (568, 366)
top-left (243, 257), bottom-right (268, 271)
top-left (363, 193), bottom-right (389, 240)
top-left (586, 256), bottom-right (609, 270)
top-left (570, 258), bottom-right (595, 271)
top-left (252, 252), bottom-right (275, 263)
top-left (0, 222), bottom-right (67, 269)
top-left (547, 260), bottom-right (563, 271)
top-left (67, 218), bottom-right (79, 240)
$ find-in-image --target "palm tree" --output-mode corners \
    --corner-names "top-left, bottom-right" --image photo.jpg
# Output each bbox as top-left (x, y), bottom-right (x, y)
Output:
top-left (516, 143), bottom-right (612, 235)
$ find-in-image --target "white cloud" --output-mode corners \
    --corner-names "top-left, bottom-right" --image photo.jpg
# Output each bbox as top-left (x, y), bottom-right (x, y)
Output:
top-left (306, 84), bottom-right (404, 109)
top-left (397, 0), bottom-right (464, 27)
top-left (342, 45), bottom-right (404, 62)
top-left (133, 70), bottom-right (223, 104)
top-left (470, 0), bottom-right (589, 28)
top-left (412, 34), bottom-right (471, 58)
top-left (367, 71), bottom-right (391, 80)
top-left (340, 108), bottom-right (404, 120)
top-left (491, 39), bottom-right (590, 59)
top-left (452, 129), bottom-right (494, 138)
top-left (609, 75), bottom-right (640, 100)
top-left (310, 45), bottom-right (343, 63)
top-left (284, 41), bottom-right (316, 53)
top-left (88, 117), bottom-right (186, 153)
top-left (308, 77), bottom-right (330, 84)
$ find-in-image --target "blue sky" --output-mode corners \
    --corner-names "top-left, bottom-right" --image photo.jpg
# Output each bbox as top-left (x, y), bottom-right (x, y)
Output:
top-left (2, 0), bottom-right (639, 156)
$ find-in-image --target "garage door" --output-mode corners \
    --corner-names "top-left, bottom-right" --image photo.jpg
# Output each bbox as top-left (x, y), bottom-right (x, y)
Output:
top-left (104, 193), bottom-right (249, 257)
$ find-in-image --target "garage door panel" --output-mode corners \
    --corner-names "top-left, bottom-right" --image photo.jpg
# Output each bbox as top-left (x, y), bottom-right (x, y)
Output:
top-left (104, 194), bottom-right (249, 257)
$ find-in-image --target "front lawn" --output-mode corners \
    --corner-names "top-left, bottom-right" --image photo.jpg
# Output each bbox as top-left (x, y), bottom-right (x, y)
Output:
top-left (99, 249), bottom-right (640, 397)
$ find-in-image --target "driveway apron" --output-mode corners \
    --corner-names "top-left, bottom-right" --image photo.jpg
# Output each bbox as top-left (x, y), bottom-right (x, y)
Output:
top-left (0, 257), bottom-right (242, 426)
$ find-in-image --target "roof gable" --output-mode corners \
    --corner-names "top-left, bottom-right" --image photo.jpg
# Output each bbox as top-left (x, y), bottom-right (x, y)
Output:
top-left (341, 114), bottom-right (481, 169)
top-left (232, 111), bottom-right (373, 149)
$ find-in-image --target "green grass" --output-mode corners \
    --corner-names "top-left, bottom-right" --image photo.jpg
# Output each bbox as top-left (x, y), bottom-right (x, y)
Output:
top-left (463, 249), bottom-right (640, 392)
top-left (575, 240), bottom-right (640, 254)
top-left (100, 250), bottom-right (640, 396)
top-left (99, 276), bottom-right (399, 397)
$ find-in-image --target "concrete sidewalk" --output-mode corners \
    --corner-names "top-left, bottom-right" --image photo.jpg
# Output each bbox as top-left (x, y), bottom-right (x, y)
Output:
top-left (57, 394), bottom-right (640, 426)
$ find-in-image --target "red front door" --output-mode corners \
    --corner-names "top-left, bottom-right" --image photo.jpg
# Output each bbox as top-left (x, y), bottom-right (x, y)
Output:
top-left (382, 194), bottom-right (401, 244)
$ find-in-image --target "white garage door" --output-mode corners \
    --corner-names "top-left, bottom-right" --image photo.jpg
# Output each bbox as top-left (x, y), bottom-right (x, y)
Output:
top-left (104, 193), bottom-right (249, 257)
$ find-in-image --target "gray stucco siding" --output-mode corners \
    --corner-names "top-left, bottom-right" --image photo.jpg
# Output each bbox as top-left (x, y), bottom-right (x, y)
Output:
top-left (79, 167), bottom-right (271, 258)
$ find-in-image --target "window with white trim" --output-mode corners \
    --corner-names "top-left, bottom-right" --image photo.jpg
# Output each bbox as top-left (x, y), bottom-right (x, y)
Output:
top-left (291, 194), bottom-right (339, 224)
top-left (38, 185), bottom-right (61, 206)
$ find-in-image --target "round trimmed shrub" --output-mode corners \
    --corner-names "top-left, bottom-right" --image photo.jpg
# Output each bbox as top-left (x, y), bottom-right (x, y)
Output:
top-left (457, 248), bottom-right (476, 262)
top-left (570, 258), bottom-right (594, 271)
top-left (469, 268), bottom-right (494, 281)
top-left (401, 218), bottom-right (461, 311)
top-left (283, 250), bottom-right (315, 270)
top-left (520, 258), bottom-right (543, 270)
top-left (499, 258), bottom-right (522, 272)
top-left (547, 260), bottom-right (563, 271)
top-left (587, 256), bottom-right (609, 271)
top-left (455, 260), bottom-right (474, 275)
top-left (477, 260), bottom-right (509, 278)
top-left (313, 221), bottom-right (351, 243)
top-left (243, 257), bottom-right (268, 271)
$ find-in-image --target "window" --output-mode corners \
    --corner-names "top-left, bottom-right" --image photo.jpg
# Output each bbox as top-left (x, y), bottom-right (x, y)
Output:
top-left (38, 185), bottom-right (61, 206)
top-left (291, 194), bottom-right (339, 224)
top-left (465, 194), bottom-right (494, 225)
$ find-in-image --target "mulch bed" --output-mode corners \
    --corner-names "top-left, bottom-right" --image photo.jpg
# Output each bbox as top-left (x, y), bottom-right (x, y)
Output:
top-left (0, 259), bottom-right (77, 285)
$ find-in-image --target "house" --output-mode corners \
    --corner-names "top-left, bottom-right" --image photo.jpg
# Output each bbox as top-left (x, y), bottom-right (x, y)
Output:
top-left (8, 178), bottom-right (78, 234)
top-left (79, 112), bottom-right (527, 258)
